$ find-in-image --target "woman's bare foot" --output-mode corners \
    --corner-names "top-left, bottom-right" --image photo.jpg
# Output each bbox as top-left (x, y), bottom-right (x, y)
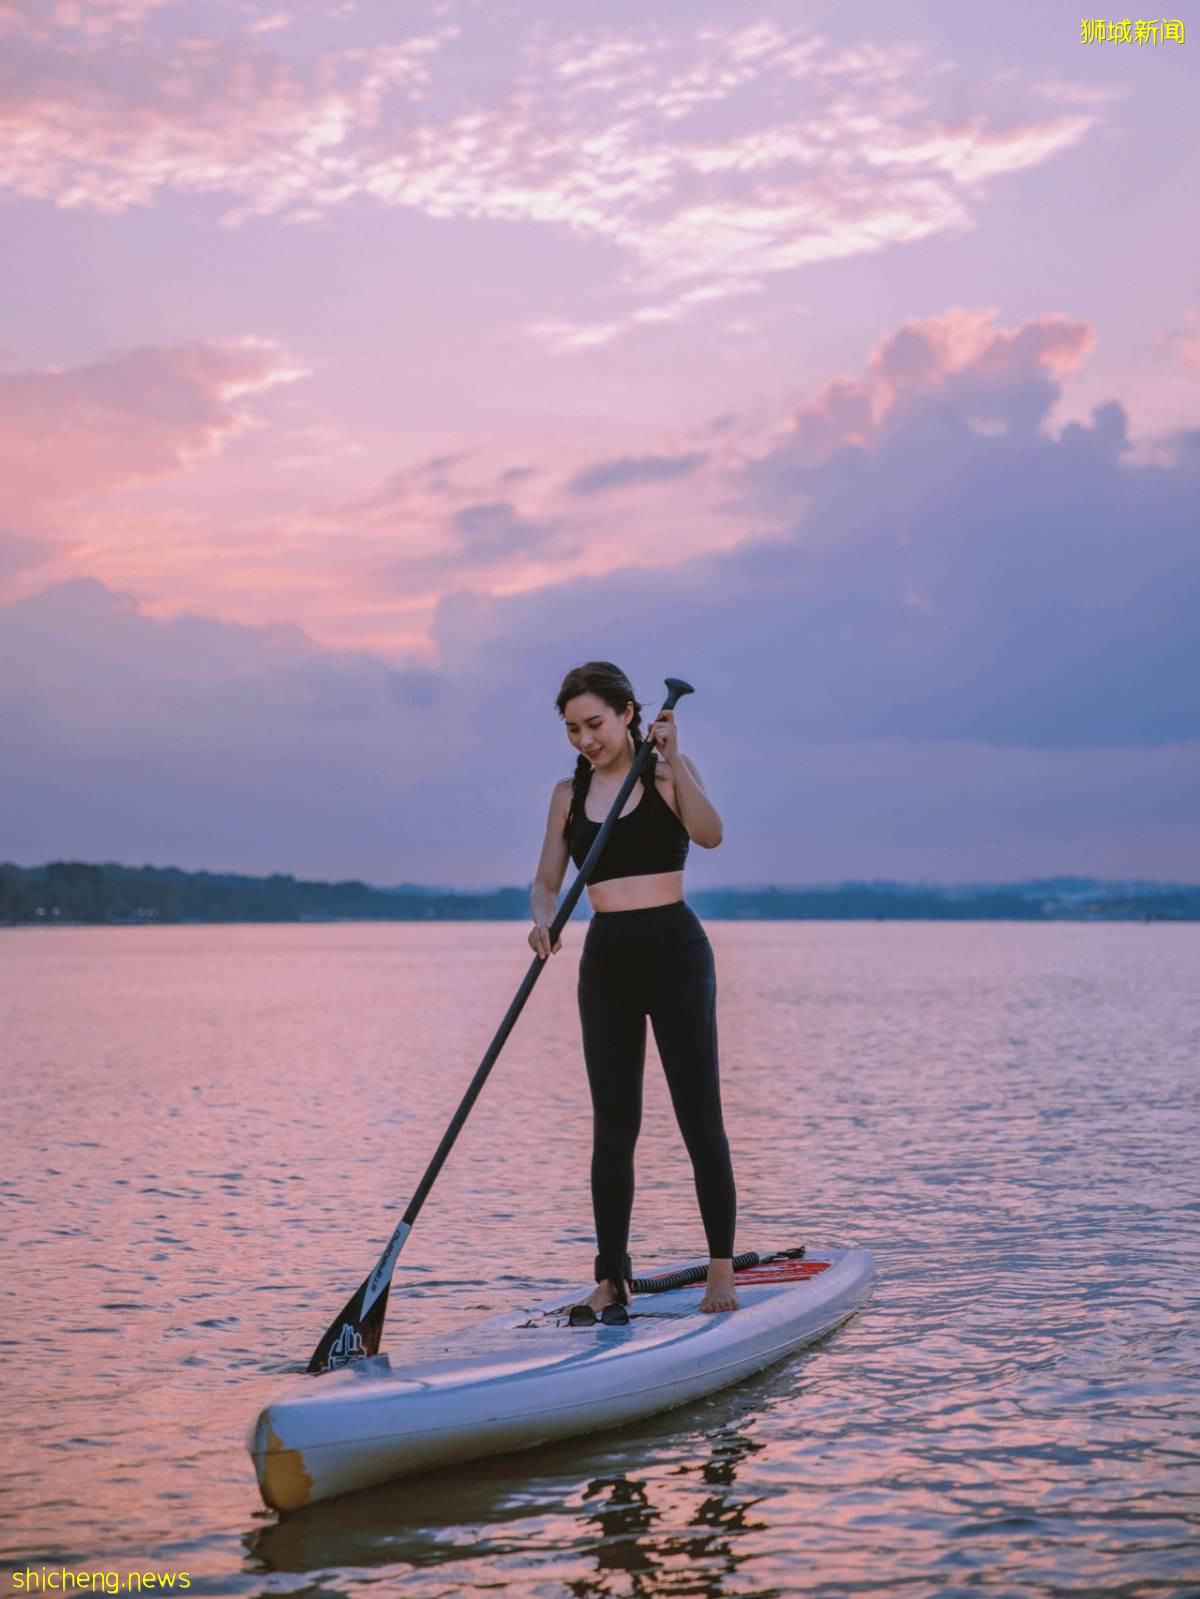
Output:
top-left (582, 1277), bottom-right (634, 1313)
top-left (700, 1258), bottom-right (739, 1313)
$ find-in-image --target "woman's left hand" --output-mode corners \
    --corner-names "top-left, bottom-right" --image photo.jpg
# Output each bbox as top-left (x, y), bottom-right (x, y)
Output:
top-left (646, 707), bottom-right (680, 763)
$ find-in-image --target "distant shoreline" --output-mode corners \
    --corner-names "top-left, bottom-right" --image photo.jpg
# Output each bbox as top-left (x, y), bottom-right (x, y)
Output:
top-left (3, 862), bottom-right (1198, 925)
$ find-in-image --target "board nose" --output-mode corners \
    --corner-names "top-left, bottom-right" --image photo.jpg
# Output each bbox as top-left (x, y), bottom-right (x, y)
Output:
top-left (251, 1409), bottom-right (314, 1511)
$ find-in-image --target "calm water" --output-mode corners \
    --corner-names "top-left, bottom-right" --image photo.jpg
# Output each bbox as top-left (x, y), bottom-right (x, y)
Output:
top-left (1, 922), bottom-right (1197, 1598)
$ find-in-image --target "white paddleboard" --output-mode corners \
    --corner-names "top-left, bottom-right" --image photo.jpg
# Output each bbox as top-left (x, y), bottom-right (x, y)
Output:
top-left (250, 1244), bottom-right (875, 1510)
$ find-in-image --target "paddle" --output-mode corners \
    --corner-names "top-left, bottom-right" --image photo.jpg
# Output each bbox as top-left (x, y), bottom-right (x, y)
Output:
top-left (307, 675), bottom-right (696, 1373)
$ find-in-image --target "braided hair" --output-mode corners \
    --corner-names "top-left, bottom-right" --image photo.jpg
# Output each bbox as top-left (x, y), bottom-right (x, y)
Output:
top-left (555, 661), bottom-right (657, 839)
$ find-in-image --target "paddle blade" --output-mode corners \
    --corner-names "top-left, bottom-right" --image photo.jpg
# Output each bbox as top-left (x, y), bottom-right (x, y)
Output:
top-left (307, 1216), bottom-right (411, 1373)
top-left (307, 1278), bottom-right (390, 1374)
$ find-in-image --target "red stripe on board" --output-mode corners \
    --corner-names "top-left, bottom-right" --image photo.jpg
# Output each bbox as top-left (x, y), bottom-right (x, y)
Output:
top-left (733, 1261), bottom-right (831, 1283)
top-left (639, 1259), bottom-right (831, 1289)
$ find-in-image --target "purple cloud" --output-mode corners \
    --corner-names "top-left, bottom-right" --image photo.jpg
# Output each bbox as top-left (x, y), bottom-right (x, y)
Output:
top-left (566, 452), bottom-right (709, 496)
top-left (452, 501), bottom-right (558, 558)
top-left (430, 375), bottom-right (1199, 753)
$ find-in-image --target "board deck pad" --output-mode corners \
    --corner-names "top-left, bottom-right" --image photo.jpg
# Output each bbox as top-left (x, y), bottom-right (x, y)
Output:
top-left (517, 1256), bottom-right (832, 1328)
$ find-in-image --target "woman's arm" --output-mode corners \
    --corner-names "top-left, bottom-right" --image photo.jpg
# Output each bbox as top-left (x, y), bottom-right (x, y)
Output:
top-left (647, 708), bottom-right (723, 847)
top-left (529, 780), bottom-right (572, 956)
top-left (669, 753), bottom-right (723, 848)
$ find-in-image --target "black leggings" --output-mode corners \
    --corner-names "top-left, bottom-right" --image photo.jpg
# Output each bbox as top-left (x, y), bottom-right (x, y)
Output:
top-left (577, 901), bottom-right (736, 1274)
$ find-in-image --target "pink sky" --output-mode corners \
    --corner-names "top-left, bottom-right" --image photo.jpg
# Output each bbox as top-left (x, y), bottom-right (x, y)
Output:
top-left (2, 0), bottom-right (1198, 885)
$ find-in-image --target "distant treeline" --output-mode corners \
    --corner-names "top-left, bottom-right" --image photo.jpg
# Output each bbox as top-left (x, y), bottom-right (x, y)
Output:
top-left (2, 861), bottom-right (1198, 925)
top-left (0, 862), bottom-right (528, 925)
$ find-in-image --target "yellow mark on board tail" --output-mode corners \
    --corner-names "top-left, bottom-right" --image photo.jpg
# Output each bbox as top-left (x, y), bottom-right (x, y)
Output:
top-left (253, 1414), bottom-right (314, 1511)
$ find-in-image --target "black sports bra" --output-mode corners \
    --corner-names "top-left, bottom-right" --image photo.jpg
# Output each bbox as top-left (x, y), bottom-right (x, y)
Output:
top-left (567, 761), bottom-right (690, 884)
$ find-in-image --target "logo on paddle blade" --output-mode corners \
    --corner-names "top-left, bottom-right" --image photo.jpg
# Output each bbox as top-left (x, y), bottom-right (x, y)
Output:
top-left (362, 1219), bottom-right (411, 1315)
top-left (327, 1322), bottom-right (368, 1368)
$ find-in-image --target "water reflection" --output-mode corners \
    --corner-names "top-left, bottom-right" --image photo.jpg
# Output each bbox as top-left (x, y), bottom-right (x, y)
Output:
top-left (246, 1416), bottom-right (773, 1598)
top-left (577, 1476), bottom-right (657, 1586)
top-left (568, 1432), bottom-right (772, 1599)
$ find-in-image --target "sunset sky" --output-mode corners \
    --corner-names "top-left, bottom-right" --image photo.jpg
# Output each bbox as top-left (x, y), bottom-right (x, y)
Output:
top-left (3, 0), bottom-right (1197, 886)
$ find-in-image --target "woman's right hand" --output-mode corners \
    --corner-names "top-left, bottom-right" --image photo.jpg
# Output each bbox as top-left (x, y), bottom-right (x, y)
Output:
top-left (529, 923), bottom-right (562, 960)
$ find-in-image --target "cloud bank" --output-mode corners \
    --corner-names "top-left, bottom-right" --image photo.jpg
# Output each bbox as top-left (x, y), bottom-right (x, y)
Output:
top-left (4, 308), bottom-right (1198, 881)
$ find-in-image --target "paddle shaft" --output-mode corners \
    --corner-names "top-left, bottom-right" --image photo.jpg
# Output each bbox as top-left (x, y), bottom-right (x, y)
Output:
top-left (307, 675), bottom-right (694, 1371)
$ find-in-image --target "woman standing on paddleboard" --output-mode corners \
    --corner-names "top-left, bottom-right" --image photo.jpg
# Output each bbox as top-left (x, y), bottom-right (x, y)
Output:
top-left (529, 662), bottom-right (738, 1322)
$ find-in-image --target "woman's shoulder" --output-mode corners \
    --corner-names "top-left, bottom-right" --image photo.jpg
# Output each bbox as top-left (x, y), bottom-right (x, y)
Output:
top-left (552, 774), bottom-right (582, 819)
top-left (650, 753), bottom-right (685, 821)
top-left (651, 751), bottom-right (706, 819)
top-left (651, 751), bottom-right (687, 788)
top-left (655, 751), bottom-right (703, 786)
